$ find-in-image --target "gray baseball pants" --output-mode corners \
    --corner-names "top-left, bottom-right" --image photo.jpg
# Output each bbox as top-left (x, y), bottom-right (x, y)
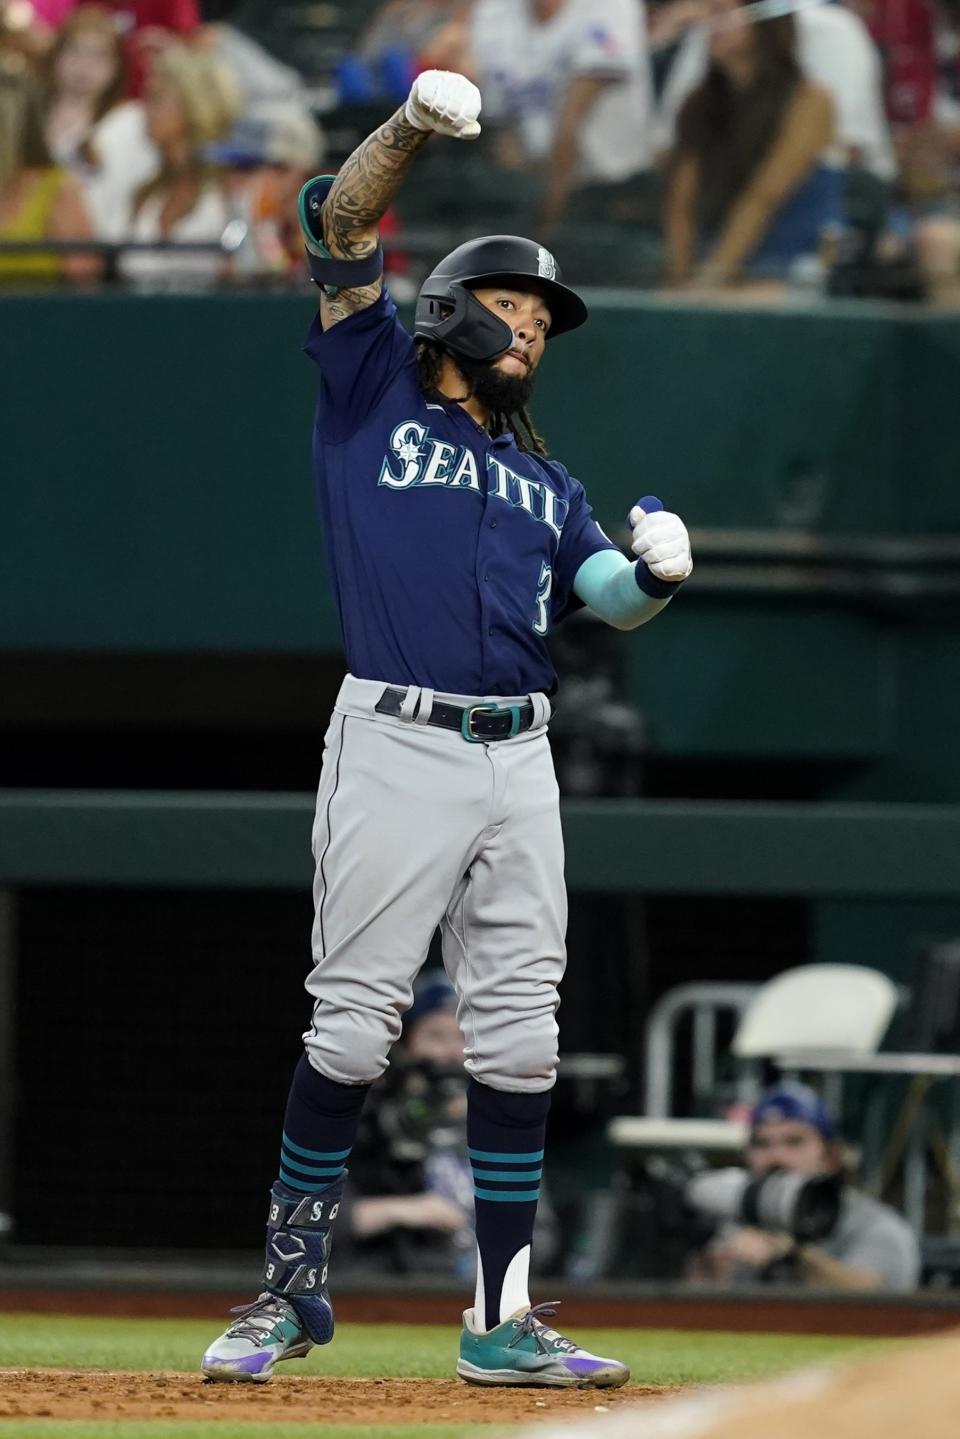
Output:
top-left (303, 674), bottom-right (565, 1094)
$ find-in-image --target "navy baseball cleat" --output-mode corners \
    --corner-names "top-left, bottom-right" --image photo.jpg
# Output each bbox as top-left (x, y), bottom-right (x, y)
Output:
top-left (201, 1292), bottom-right (312, 1382)
top-left (456, 1302), bottom-right (630, 1388)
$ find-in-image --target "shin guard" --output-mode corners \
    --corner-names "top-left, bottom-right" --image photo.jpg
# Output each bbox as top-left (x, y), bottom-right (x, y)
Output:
top-left (263, 1174), bottom-right (343, 1344)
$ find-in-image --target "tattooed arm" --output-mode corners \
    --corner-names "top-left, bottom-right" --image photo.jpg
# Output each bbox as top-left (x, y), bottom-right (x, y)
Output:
top-left (319, 111), bottom-right (430, 331)
top-left (319, 70), bottom-right (482, 331)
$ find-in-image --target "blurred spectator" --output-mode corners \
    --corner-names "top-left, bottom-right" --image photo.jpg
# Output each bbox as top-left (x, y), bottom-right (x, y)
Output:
top-left (691, 1083), bottom-right (921, 1291)
top-left (914, 209), bottom-right (960, 299)
top-left (42, 8), bottom-right (125, 166)
top-left (656, 1), bottom-right (897, 187)
top-left (93, 1), bottom-right (200, 96)
top-left (8, 0), bottom-right (74, 34)
top-left (468, 0), bottom-right (654, 233)
top-left (835, 0), bottom-right (960, 294)
top-left (417, 1), bottom-right (474, 72)
top-left (40, 6), bottom-right (156, 237)
top-left (1, 0), bottom-right (52, 64)
top-left (360, 0), bottom-right (472, 70)
top-left (336, 1), bottom-right (472, 107)
top-left (875, 0), bottom-right (960, 204)
top-left (17, 0), bottom-right (76, 23)
top-left (849, 0), bottom-right (938, 130)
top-left (346, 972), bottom-right (475, 1278)
top-left (192, 6), bottom-right (322, 267)
top-left (120, 40), bottom-right (239, 287)
top-left (213, 98), bottom-right (322, 277)
top-left (345, 971), bottom-right (558, 1279)
top-left (936, 0), bottom-right (960, 123)
top-left (663, 5), bottom-right (836, 288)
top-left (198, 11), bottom-right (306, 109)
top-left (0, 57), bottom-right (99, 282)
top-left (25, 1), bottom-right (199, 94)
top-left (906, 2), bottom-right (960, 297)
top-left (358, 0), bottom-right (448, 59)
top-left (73, 94), bottom-right (156, 238)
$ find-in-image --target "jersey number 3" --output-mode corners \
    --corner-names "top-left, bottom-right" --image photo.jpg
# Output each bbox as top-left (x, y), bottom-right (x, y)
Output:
top-left (533, 563), bottom-right (552, 636)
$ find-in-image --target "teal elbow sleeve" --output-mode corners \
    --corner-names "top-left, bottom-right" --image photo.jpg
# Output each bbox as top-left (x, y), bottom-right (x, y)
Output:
top-left (573, 550), bottom-right (669, 629)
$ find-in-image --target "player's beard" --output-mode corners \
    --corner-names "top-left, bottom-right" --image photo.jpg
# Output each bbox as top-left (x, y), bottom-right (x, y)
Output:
top-left (456, 352), bottom-right (537, 414)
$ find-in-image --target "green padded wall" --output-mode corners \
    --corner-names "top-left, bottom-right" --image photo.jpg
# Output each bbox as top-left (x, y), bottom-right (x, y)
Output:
top-left (3, 293), bottom-right (958, 764)
top-left (3, 294), bottom-right (330, 652)
top-left (1, 292), bottom-right (921, 655)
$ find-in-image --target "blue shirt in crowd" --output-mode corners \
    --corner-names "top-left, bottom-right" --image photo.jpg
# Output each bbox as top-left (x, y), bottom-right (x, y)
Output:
top-left (305, 290), bottom-right (617, 696)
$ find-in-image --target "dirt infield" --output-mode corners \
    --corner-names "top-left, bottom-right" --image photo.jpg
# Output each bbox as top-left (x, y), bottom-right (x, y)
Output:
top-left (0, 1369), bottom-right (672, 1425)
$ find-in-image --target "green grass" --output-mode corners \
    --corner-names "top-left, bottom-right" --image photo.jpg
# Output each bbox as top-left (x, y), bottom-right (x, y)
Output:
top-left (0, 1312), bottom-right (889, 1385)
top-left (0, 1313), bottom-right (898, 1439)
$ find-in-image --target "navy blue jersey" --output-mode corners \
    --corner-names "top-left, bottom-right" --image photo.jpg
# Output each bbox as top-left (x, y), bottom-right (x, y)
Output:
top-left (305, 289), bottom-right (618, 696)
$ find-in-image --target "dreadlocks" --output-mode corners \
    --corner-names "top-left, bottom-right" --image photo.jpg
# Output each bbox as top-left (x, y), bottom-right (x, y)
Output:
top-left (414, 339), bottom-right (548, 458)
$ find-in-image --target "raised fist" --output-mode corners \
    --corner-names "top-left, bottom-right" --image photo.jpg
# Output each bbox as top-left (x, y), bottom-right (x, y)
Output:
top-left (404, 70), bottom-right (482, 139)
top-left (629, 505), bottom-right (693, 583)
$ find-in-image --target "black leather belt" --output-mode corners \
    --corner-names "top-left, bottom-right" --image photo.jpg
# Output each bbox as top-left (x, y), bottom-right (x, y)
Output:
top-left (375, 686), bottom-right (536, 742)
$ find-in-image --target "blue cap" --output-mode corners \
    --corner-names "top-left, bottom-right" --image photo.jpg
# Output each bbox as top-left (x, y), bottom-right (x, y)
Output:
top-left (750, 1082), bottom-right (838, 1140)
top-left (404, 970), bottom-right (457, 1032)
top-left (205, 103), bottom-right (322, 170)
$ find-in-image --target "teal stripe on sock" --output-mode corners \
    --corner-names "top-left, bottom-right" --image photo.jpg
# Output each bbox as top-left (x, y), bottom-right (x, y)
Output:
top-left (282, 1132), bottom-right (352, 1161)
top-left (474, 1186), bottom-right (541, 1202)
top-left (469, 1168), bottom-right (542, 1182)
top-left (279, 1168), bottom-right (325, 1193)
top-left (467, 1147), bottom-right (544, 1164)
top-left (280, 1152), bottom-right (344, 1179)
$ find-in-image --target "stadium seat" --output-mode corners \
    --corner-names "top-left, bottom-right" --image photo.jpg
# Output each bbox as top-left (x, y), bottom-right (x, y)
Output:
top-left (607, 964), bottom-right (897, 1159)
top-left (732, 963), bottom-right (899, 1060)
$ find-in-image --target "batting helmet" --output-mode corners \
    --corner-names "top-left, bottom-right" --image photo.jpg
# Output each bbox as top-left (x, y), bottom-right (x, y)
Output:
top-left (414, 235), bottom-right (589, 363)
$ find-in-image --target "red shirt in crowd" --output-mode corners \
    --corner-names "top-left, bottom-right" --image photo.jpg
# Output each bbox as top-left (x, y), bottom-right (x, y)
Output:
top-left (866, 0), bottom-right (938, 125)
top-left (30, 0), bottom-right (201, 93)
top-left (104, 0), bottom-right (201, 95)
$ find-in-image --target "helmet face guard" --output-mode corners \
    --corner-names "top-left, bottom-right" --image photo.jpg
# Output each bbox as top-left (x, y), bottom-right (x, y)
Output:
top-left (417, 284), bottom-right (517, 362)
top-left (414, 235), bottom-right (588, 364)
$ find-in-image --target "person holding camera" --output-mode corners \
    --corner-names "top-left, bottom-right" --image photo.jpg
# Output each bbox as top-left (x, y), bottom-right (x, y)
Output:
top-left (345, 971), bottom-right (559, 1281)
top-left (690, 1083), bottom-right (920, 1291)
top-left (343, 972), bottom-right (475, 1277)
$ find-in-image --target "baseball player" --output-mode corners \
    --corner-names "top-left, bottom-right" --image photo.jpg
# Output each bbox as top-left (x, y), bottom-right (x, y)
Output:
top-left (201, 70), bottom-right (692, 1389)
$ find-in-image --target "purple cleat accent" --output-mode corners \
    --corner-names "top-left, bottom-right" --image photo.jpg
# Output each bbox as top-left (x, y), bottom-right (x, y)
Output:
top-left (205, 1350), bottom-right (274, 1377)
top-left (563, 1355), bottom-right (620, 1378)
top-left (200, 1292), bottom-right (313, 1384)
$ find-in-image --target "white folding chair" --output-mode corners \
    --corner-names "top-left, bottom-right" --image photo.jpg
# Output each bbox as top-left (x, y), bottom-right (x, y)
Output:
top-left (732, 963), bottom-right (898, 1060)
top-left (731, 961), bottom-right (903, 1162)
top-left (608, 964), bottom-right (897, 1156)
top-left (606, 982), bottom-right (759, 1159)
top-left (733, 962), bottom-right (898, 1113)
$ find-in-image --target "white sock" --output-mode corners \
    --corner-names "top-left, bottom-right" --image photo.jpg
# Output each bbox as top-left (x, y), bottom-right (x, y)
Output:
top-left (498, 1244), bottom-right (531, 1322)
top-left (472, 1244), bottom-right (531, 1330)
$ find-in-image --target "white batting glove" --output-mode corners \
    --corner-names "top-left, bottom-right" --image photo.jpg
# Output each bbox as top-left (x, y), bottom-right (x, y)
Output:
top-left (629, 506), bottom-right (693, 582)
top-left (404, 70), bottom-right (482, 139)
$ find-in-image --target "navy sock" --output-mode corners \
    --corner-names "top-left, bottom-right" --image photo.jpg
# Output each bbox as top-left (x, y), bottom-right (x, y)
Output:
top-left (467, 1078), bottom-right (551, 1332)
top-left (277, 1054), bottom-right (369, 1195)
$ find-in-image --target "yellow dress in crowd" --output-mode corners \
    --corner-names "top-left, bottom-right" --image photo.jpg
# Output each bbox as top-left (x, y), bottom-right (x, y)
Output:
top-left (0, 169), bottom-right (67, 282)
